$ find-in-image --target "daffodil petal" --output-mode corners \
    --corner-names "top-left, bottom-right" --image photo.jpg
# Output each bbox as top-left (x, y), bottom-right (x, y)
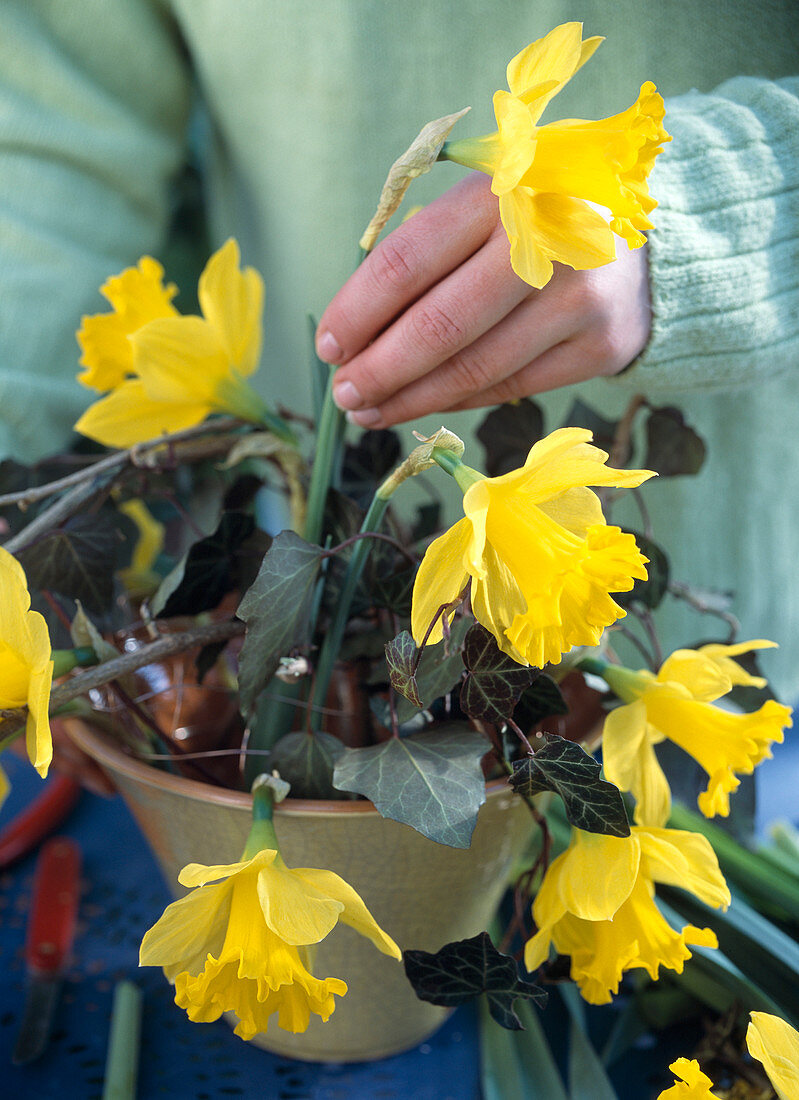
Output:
top-left (139, 879), bottom-right (232, 967)
top-left (198, 239), bottom-right (264, 377)
top-left (75, 379), bottom-right (212, 448)
top-left (746, 1012), bottom-right (799, 1100)
top-left (257, 863), bottom-right (345, 946)
top-left (556, 829), bottom-right (640, 921)
top-left (410, 517), bottom-right (471, 646)
top-left (603, 698), bottom-right (672, 828)
top-left (637, 827), bottom-right (730, 910)
top-left (657, 649), bottom-right (733, 702)
top-left (292, 868), bottom-right (402, 958)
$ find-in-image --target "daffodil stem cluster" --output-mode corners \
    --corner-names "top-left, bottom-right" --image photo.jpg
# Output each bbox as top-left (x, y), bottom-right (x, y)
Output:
top-left (243, 782), bottom-right (280, 859)
top-left (308, 493), bottom-right (390, 735)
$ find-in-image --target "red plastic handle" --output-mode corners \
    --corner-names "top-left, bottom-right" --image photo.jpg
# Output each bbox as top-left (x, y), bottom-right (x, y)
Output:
top-left (0, 775), bottom-right (80, 868)
top-left (25, 837), bottom-right (81, 976)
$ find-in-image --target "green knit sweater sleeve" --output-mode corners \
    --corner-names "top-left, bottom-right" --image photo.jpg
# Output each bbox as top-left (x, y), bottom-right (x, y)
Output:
top-left (613, 75), bottom-right (799, 394)
top-left (0, 0), bottom-right (191, 463)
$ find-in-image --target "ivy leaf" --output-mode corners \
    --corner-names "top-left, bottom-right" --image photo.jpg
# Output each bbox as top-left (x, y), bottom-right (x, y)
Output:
top-left (510, 736), bottom-right (630, 837)
top-left (514, 675), bottom-right (569, 729)
top-left (268, 731), bottom-right (346, 800)
top-left (236, 532), bottom-right (325, 714)
top-left (16, 511), bottom-right (129, 613)
top-left (644, 406), bottom-right (706, 477)
top-left (332, 726), bottom-right (489, 847)
top-left (616, 531), bottom-right (670, 610)
top-left (385, 630), bottom-right (422, 707)
top-left (390, 617), bottom-right (471, 725)
top-left (460, 623), bottom-right (537, 723)
top-left (152, 511), bottom-right (257, 618)
top-left (562, 398), bottom-right (627, 463)
top-left (476, 399), bottom-right (545, 477)
top-left (403, 932), bottom-right (547, 1030)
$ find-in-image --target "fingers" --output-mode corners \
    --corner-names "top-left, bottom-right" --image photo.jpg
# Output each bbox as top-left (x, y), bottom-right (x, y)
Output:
top-left (316, 172), bottom-right (500, 366)
top-left (344, 288), bottom-right (575, 427)
top-left (330, 229), bottom-right (533, 418)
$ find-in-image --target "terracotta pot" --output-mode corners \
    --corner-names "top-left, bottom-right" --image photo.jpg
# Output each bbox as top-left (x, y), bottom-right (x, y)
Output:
top-left (66, 719), bottom-right (535, 1062)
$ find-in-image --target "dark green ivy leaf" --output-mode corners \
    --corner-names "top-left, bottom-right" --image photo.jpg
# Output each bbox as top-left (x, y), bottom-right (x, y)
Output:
top-left (385, 630), bottom-right (422, 707)
top-left (476, 399), bottom-right (545, 477)
top-left (332, 725), bottom-right (489, 847)
top-left (460, 623), bottom-right (537, 723)
top-left (389, 617), bottom-right (471, 726)
top-left (513, 675), bottom-right (569, 730)
top-left (510, 736), bottom-right (630, 837)
top-left (16, 511), bottom-right (130, 613)
top-left (236, 532), bottom-right (325, 714)
top-left (268, 731), bottom-right (346, 800)
top-left (616, 531), bottom-right (670, 610)
top-left (644, 406), bottom-right (706, 477)
top-left (404, 932), bottom-right (547, 1029)
top-left (562, 398), bottom-right (627, 463)
top-left (153, 511), bottom-right (257, 618)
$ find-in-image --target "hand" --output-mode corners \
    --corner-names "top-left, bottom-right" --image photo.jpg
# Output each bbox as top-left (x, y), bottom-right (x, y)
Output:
top-left (316, 172), bottom-right (652, 427)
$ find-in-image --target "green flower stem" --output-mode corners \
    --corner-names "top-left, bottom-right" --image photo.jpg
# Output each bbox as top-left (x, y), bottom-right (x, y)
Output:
top-left (575, 657), bottom-right (610, 679)
top-left (431, 449), bottom-right (483, 493)
top-left (216, 375), bottom-right (297, 445)
top-left (102, 980), bottom-right (142, 1100)
top-left (303, 369), bottom-right (346, 545)
top-left (308, 492), bottom-right (390, 734)
top-left (243, 781), bottom-right (280, 858)
top-left (51, 647), bottom-right (99, 678)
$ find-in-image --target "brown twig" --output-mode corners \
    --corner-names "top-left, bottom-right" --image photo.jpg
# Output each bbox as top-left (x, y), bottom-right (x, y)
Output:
top-left (0, 618), bottom-right (245, 743)
top-left (609, 393), bottom-right (647, 469)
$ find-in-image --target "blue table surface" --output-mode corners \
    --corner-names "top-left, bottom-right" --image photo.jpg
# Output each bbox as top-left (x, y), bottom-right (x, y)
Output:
top-left (2, 736), bottom-right (797, 1100)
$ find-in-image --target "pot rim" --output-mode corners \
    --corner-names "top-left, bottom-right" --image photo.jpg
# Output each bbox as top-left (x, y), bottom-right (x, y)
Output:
top-left (64, 717), bottom-right (511, 817)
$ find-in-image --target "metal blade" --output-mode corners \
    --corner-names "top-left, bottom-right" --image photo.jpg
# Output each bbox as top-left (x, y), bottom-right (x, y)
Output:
top-left (12, 976), bottom-right (61, 1065)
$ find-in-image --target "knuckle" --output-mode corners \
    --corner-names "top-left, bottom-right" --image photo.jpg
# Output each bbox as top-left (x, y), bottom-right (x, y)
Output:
top-left (446, 347), bottom-right (495, 394)
top-left (410, 301), bottom-right (465, 356)
top-left (371, 235), bottom-right (420, 291)
top-left (587, 325), bottom-right (626, 371)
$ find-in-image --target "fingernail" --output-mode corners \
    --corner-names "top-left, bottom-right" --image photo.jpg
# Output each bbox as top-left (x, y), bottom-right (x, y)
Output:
top-left (346, 407), bottom-right (383, 428)
top-left (332, 379), bottom-right (363, 410)
top-left (317, 330), bottom-right (344, 363)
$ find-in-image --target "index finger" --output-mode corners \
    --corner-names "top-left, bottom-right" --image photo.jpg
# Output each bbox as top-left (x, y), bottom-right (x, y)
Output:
top-left (315, 172), bottom-right (498, 365)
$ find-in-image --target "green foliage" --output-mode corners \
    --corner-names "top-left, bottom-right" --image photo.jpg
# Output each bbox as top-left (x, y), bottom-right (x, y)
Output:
top-left (236, 532), bottom-right (324, 714)
top-left (332, 726), bottom-right (489, 847)
top-left (403, 932), bottom-right (547, 1029)
top-left (385, 630), bottom-right (423, 706)
top-left (16, 511), bottom-right (132, 613)
top-left (152, 511), bottom-right (259, 618)
top-left (382, 618), bottom-right (471, 726)
top-left (644, 406), bottom-right (706, 477)
top-left (460, 624), bottom-right (537, 723)
top-left (476, 399), bottom-right (545, 476)
top-left (267, 731), bottom-right (346, 800)
top-left (513, 674), bottom-right (569, 729)
top-left (510, 737), bottom-right (630, 837)
top-left (616, 531), bottom-right (670, 610)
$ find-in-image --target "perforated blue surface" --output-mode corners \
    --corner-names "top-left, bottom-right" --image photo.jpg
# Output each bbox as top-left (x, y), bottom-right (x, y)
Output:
top-left (0, 755), bottom-right (479, 1099)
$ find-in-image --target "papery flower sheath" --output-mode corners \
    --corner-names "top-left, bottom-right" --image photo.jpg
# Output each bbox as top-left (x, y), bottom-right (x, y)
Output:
top-left (602, 642), bottom-right (793, 826)
top-left (0, 548), bottom-right (53, 778)
top-left (656, 1058), bottom-right (720, 1099)
top-left (75, 240), bottom-right (285, 447)
top-left (140, 848), bottom-right (401, 1040)
top-left (411, 427), bottom-right (654, 668)
top-left (441, 22), bottom-right (670, 287)
top-left (746, 1012), bottom-right (799, 1100)
top-left (524, 825), bottom-right (729, 1004)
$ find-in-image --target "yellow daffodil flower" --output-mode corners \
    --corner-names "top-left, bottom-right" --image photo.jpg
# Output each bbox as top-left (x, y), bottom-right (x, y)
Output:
top-left (602, 642), bottom-right (793, 826)
top-left (442, 22), bottom-right (670, 287)
top-left (75, 240), bottom-right (288, 448)
top-left (411, 427), bottom-right (654, 668)
top-left (658, 1015), bottom-right (799, 1100)
top-left (656, 1058), bottom-right (720, 1099)
top-left (116, 499), bottom-right (165, 597)
top-left (77, 256), bottom-right (178, 392)
top-left (140, 848), bottom-right (401, 1039)
top-left (747, 1012), bottom-right (799, 1100)
top-left (524, 825), bottom-right (729, 1004)
top-left (0, 548), bottom-right (53, 778)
